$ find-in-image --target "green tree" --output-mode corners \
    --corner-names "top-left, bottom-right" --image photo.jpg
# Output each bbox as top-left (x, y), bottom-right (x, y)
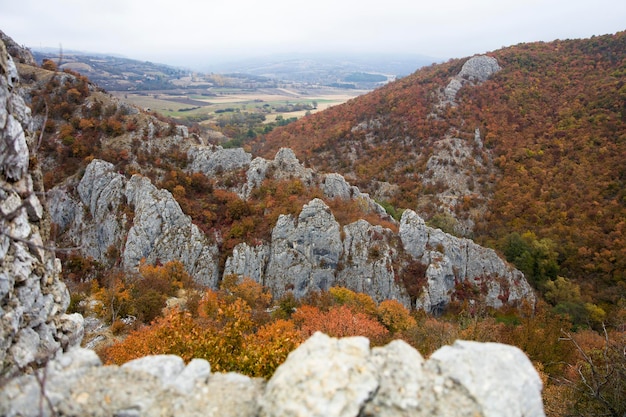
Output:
top-left (500, 231), bottom-right (559, 287)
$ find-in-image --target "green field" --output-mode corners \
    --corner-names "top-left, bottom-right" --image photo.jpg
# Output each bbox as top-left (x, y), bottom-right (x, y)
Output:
top-left (113, 88), bottom-right (364, 125)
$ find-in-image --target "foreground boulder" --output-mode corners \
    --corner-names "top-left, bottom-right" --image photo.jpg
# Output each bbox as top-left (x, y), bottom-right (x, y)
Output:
top-left (0, 332), bottom-right (545, 417)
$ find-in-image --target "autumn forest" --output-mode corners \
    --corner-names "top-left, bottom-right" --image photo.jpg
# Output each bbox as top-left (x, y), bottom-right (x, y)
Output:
top-left (11, 30), bottom-right (626, 416)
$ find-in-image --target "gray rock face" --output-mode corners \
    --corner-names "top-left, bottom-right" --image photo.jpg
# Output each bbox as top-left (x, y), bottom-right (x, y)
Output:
top-left (223, 242), bottom-right (270, 284)
top-left (189, 145), bottom-right (252, 177)
top-left (0, 39), bottom-right (82, 378)
top-left (337, 220), bottom-right (409, 305)
top-left (123, 174), bottom-right (219, 286)
top-left (265, 198), bottom-right (343, 298)
top-left (49, 159), bottom-right (220, 287)
top-left (260, 332), bottom-right (379, 417)
top-left (444, 55), bottom-right (501, 103)
top-left (0, 42), bottom-right (28, 181)
top-left (0, 30), bottom-right (36, 65)
top-left (400, 209), bottom-right (534, 312)
top-left (1, 333), bottom-right (545, 417)
top-left (0, 347), bottom-right (265, 417)
top-left (224, 198), bottom-right (531, 311)
top-left (242, 148), bottom-right (314, 198)
top-left (428, 340), bottom-right (545, 417)
top-left (321, 172), bottom-right (355, 199)
top-left (458, 55), bottom-right (502, 82)
top-left (321, 172), bottom-right (389, 219)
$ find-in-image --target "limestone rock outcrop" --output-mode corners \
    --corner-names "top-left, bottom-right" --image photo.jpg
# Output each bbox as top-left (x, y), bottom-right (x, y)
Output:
top-left (336, 220), bottom-right (410, 305)
top-left (0, 30), bottom-right (36, 66)
top-left (49, 159), bottom-right (220, 287)
top-left (225, 198), bottom-right (532, 310)
top-left (189, 144), bottom-right (252, 177)
top-left (321, 173), bottom-right (389, 219)
top-left (265, 198), bottom-right (343, 299)
top-left (242, 148), bottom-right (315, 198)
top-left (400, 209), bottom-right (534, 312)
top-left (48, 153), bottom-right (532, 312)
top-left (223, 242), bottom-right (270, 284)
top-left (444, 55), bottom-right (501, 103)
top-left (1, 39), bottom-right (82, 378)
top-left (1, 332), bottom-right (545, 417)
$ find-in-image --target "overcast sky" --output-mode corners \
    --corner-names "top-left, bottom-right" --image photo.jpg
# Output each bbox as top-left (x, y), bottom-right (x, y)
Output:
top-left (1, 0), bottom-right (624, 69)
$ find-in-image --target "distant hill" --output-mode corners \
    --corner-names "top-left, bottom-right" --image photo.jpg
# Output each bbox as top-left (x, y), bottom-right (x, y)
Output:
top-left (30, 50), bottom-right (436, 91)
top-left (31, 49), bottom-right (188, 91)
top-left (252, 32), bottom-right (626, 307)
top-left (199, 53), bottom-right (437, 89)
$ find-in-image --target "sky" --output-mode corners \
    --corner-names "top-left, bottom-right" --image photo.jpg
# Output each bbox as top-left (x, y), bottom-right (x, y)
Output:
top-left (1, 0), bottom-right (625, 69)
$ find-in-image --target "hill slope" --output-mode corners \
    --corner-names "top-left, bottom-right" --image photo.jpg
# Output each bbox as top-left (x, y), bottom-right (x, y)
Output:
top-left (252, 32), bottom-right (626, 307)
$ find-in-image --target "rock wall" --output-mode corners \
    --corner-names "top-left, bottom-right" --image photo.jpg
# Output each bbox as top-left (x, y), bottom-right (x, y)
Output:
top-left (227, 197), bottom-right (533, 310)
top-left (443, 55), bottom-right (501, 104)
top-left (0, 39), bottom-right (82, 378)
top-left (48, 160), bottom-right (220, 287)
top-left (400, 209), bottom-right (535, 311)
top-left (0, 332), bottom-right (545, 417)
top-left (51, 156), bottom-right (533, 310)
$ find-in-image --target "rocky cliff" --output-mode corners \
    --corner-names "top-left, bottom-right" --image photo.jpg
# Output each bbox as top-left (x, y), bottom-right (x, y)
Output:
top-left (442, 55), bottom-right (501, 104)
top-left (0, 39), bottom-right (82, 379)
top-left (48, 159), bottom-right (220, 287)
top-left (50, 148), bottom-right (534, 311)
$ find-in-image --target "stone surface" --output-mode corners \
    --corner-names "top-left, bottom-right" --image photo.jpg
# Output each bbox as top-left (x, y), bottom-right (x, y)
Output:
top-left (123, 173), bottom-right (220, 287)
top-left (0, 30), bottom-right (36, 65)
top-left (444, 55), bottom-right (501, 104)
top-left (458, 55), bottom-right (502, 82)
top-left (242, 148), bottom-right (314, 198)
top-left (428, 340), bottom-right (545, 417)
top-left (259, 332), bottom-right (379, 417)
top-left (362, 339), bottom-right (425, 416)
top-left (189, 144), bottom-right (251, 177)
top-left (0, 38), bottom-right (82, 378)
top-left (49, 159), bottom-right (221, 287)
top-left (223, 242), bottom-right (270, 284)
top-left (336, 220), bottom-right (410, 305)
top-left (265, 198), bottom-right (343, 299)
top-left (399, 209), bottom-right (534, 312)
top-left (321, 172), bottom-right (389, 219)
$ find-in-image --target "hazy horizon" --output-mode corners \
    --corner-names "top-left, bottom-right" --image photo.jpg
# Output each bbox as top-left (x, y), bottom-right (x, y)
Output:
top-left (1, 0), bottom-right (625, 71)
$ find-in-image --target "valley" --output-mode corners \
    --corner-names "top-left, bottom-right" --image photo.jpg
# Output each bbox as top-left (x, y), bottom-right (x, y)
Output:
top-left (1, 28), bottom-right (625, 417)
top-left (112, 85), bottom-right (366, 127)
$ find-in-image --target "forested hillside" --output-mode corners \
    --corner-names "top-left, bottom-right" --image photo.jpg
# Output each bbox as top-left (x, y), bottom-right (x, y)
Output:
top-left (253, 32), bottom-right (626, 312)
top-left (5, 29), bottom-right (625, 416)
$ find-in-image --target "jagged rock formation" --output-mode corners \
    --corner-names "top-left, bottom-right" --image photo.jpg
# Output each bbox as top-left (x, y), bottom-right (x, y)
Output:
top-left (400, 209), bottom-right (534, 311)
top-left (50, 151), bottom-right (533, 310)
top-left (265, 198), bottom-right (344, 299)
top-left (189, 145), bottom-right (252, 177)
top-left (1, 332), bottom-right (545, 417)
top-left (0, 30), bottom-right (36, 66)
top-left (241, 147), bottom-right (315, 198)
top-left (443, 55), bottom-right (501, 104)
top-left (226, 196), bottom-right (532, 310)
top-left (48, 160), bottom-right (220, 287)
top-left (336, 220), bottom-right (409, 304)
top-left (1, 39), bottom-right (82, 378)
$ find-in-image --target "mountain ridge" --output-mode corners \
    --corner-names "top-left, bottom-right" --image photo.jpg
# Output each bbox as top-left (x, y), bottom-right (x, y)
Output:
top-left (252, 31), bottom-right (626, 309)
